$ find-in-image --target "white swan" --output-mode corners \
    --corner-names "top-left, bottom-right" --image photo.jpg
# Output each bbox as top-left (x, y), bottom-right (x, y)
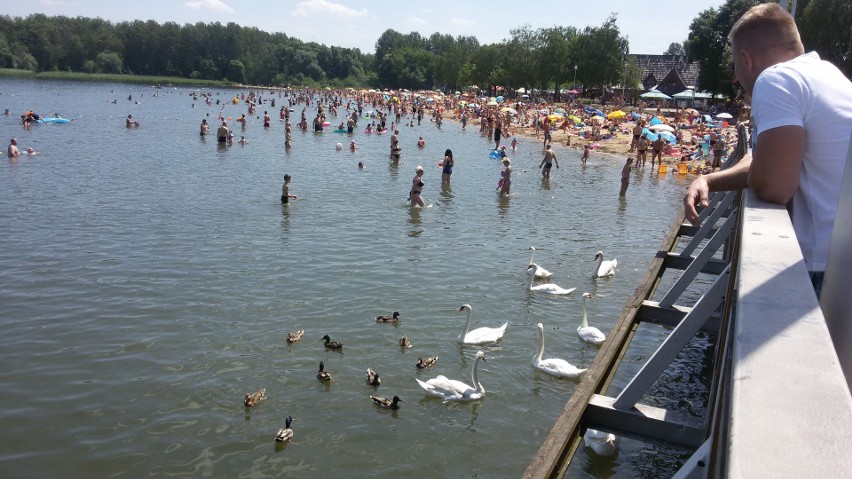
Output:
top-left (533, 323), bottom-right (587, 378)
top-left (457, 304), bottom-right (508, 345)
top-left (527, 246), bottom-right (553, 279)
top-left (583, 428), bottom-right (618, 456)
top-left (526, 265), bottom-right (576, 295)
top-left (577, 293), bottom-right (606, 345)
top-left (416, 351), bottom-right (486, 402)
top-left (593, 251), bottom-right (617, 277)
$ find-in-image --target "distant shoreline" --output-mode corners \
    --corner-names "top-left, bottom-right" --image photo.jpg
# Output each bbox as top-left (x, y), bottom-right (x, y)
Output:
top-left (0, 69), bottom-right (227, 87)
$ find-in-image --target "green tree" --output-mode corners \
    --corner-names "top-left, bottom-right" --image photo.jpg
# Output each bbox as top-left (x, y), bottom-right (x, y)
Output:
top-left (226, 59), bottom-right (246, 84)
top-left (684, 0), bottom-right (760, 95)
top-left (798, 0), bottom-right (851, 77)
top-left (572, 14), bottom-right (630, 90)
top-left (664, 42), bottom-right (686, 56)
top-left (95, 51), bottom-right (123, 74)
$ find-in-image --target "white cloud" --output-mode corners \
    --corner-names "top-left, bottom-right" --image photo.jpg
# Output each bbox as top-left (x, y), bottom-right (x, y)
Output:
top-left (293, 0), bottom-right (367, 18)
top-left (185, 0), bottom-right (235, 13)
top-left (406, 16), bottom-right (427, 25)
top-left (450, 17), bottom-right (475, 27)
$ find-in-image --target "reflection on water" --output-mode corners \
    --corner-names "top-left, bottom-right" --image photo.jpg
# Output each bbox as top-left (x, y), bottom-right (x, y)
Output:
top-left (0, 78), bottom-right (703, 479)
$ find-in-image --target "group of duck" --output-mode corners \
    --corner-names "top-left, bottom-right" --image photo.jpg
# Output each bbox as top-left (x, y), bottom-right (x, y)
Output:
top-left (246, 246), bottom-right (620, 455)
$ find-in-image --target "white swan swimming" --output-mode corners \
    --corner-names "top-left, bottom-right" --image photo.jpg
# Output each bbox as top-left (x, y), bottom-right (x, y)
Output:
top-left (583, 428), bottom-right (618, 456)
top-left (577, 293), bottom-right (606, 345)
top-left (527, 246), bottom-right (553, 279)
top-left (533, 323), bottom-right (587, 379)
top-left (415, 351), bottom-right (487, 402)
top-left (593, 251), bottom-right (617, 278)
top-left (457, 304), bottom-right (508, 345)
top-left (526, 265), bottom-right (576, 295)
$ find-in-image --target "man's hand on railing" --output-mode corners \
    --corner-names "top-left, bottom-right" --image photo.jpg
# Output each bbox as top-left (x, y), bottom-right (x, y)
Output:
top-left (684, 176), bottom-right (711, 226)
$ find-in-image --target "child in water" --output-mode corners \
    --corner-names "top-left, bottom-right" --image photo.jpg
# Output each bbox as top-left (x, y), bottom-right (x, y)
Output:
top-left (511, 137), bottom-right (518, 151)
top-left (281, 174), bottom-right (298, 204)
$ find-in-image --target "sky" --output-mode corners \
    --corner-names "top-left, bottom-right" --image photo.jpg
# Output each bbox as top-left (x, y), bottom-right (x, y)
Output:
top-left (6, 0), bottom-right (728, 55)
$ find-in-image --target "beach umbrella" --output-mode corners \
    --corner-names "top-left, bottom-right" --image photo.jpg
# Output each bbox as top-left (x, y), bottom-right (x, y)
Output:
top-left (486, 100), bottom-right (499, 106)
top-left (501, 107), bottom-right (518, 114)
top-left (590, 116), bottom-right (606, 124)
top-left (649, 124), bottom-right (675, 132)
top-left (607, 110), bottom-right (626, 120)
top-left (640, 90), bottom-right (672, 100)
top-left (686, 108), bottom-right (700, 116)
top-left (569, 115), bottom-right (582, 123)
top-left (496, 96), bottom-right (505, 103)
top-left (521, 94), bottom-right (530, 98)
top-left (553, 107), bottom-right (566, 114)
top-left (548, 113), bottom-right (564, 121)
top-left (715, 112), bottom-right (733, 119)
top-left (658, 131), bottom-right (678, 144)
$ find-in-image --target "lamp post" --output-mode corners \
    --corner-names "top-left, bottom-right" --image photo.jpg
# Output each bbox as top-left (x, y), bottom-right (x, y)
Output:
top-left (573, 65), bottom-right (578, 89)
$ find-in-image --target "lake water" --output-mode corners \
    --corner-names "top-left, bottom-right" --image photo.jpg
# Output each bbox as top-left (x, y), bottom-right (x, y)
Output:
top-left (0, 79), bottom-right (705, 478)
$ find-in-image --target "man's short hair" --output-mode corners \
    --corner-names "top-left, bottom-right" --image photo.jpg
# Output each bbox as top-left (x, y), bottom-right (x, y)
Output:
top-left (728, 3), bottom-right (802, 54)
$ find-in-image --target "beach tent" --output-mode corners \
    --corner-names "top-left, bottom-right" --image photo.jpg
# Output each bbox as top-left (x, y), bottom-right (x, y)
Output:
top-left (640, 90), bottom-right (672, 100)
top-left (715, 112), bottom-right (733, 119)
top-left (672, 89), bottom-right (695, 99)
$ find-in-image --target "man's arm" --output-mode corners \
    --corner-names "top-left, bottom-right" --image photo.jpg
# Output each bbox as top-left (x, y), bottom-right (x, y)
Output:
top-left (747, 126), bottom-right (805, 204)
top-left (683, 153), bottom-right (753, 225)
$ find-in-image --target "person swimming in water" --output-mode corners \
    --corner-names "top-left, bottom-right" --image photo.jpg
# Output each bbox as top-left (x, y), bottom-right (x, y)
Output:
top-left (441, 149), bottom-right (454, 185)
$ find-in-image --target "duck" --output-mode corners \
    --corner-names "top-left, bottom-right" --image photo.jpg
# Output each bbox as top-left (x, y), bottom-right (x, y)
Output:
top-left (527, 246), bottom-right (554, 279)
top-left (416, 350), bottom-right (487, 402)
top-left (275, 416), bottom-right (294, 443)
top-left (244, 388), bottom-right (267, 407)
top-left (287, 329), bottom-right (304, 343)
top-left (370, 395), bottom-right (403, 410)
top-left (376, 311), bottom-right (401, 323)
top-left (533, 323), bottom-right (587, 379)
top-left (525, 265), bottom-right (576, 295)
top-left (583, 428), bottom-right (618, 456)
top-left (321, 334), bottom-right (343, 350)
top-left (416, 356), bottom-right (438, 369)
top-left (457, 304), bottom-right (508, 345)
top-left (366, 368), bottom-right (381, 386)
top-left (399, 336), bottom-right (412, 348)
top-left (593, 251), bottom-right (617, 278)
top-left (577, 293), bottom-right (606, 345)
top-left (316, 361), bottom-right (332, 381)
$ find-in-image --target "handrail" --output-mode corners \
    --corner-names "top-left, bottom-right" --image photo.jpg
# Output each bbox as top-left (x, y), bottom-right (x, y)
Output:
top-left (725, 189), bottom-right (852, 477)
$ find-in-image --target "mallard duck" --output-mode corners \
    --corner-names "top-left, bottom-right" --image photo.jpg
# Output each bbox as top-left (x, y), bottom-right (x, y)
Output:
top-left (416, 356), bottom-right (438, 369)
top-left (370, 395), bottom-right (403, 410)
top-left (317, 361), bottom-right (332, 381)
top-left (593, 251), bottom-right (618, 278)
top-left (399, 336), bottom-right (412, 348)
top-left (287, 329), bottom-right (304, 343)
top-left (376, 311), bottom-right (401, 323)
top-left (244, 388), bottom-right (267, 407)
top-left (366, 368), bottom-right (381, 386)
top-left (321, 334), bottom-right (343, 350)
top-left (275, 416), bottom-right (294, 443)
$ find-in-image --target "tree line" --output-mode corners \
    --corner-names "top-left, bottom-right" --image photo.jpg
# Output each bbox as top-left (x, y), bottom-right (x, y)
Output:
top-left (1, 3), bottom-right (845, 96)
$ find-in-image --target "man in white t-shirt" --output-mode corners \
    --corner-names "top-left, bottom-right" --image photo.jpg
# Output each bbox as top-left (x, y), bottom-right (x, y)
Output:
top-left (684, 2), bottom-right (852, 296)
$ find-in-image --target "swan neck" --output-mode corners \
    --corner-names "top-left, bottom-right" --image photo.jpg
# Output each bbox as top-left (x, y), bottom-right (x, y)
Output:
top-left (582, 297), bottom-right (589, 328)
top-left (535, 327), bottom-right (545, 364)
top-left (472, 355), bottom-right (483, 392)
top-left (528, 248), bottom-right (536, 266)
top-left (459, 307), bottom-right (472, 341)
top-left (594, 255), bottom-right (603, 276)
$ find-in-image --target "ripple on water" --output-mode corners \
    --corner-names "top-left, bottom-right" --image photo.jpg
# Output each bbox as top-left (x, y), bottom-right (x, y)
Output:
top-left (0, 78), bottom-right (705, 478)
